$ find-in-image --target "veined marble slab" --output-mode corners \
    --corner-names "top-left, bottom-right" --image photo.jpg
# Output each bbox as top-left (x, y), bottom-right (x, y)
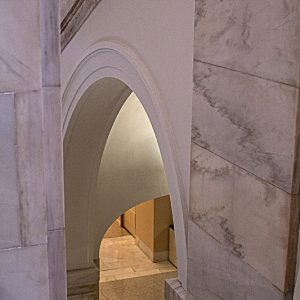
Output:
top-left (194, 0), bottom-right (300, 86)
top-left (188, 220), bottom-right (291, 300)
top-left (0, 93), bottom-right (21, 249)
top-left (190, 143), bottom-right (292, 291)
top-left (0, 0), bottom-right (41, 92)
top-left (43, 87), bottom-right (64, 230)
top-left (15, 91), bottom-right (47, 246)
top-left (0, 245), bottom-right (50, 300)
top-left (193, 61), bottom-right (298, 193)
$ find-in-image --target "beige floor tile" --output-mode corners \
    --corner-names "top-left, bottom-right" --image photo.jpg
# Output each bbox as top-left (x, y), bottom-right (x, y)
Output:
top-left (101, 267), bottom-right (134, 277)
top-left (114, 269), bottom-right (161, 280)
top-left (100, 274), bottom-right (116, 283)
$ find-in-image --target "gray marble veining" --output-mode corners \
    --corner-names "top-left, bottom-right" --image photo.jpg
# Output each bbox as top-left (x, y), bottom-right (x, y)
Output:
top-left (193, 61), bottom-right (298, 193)
top-left (190, 143), bottom-right (292, 290)
top-left (194, 0), bottom-right (300, 87)
top-left (188, 220), bottom-right (291, 300)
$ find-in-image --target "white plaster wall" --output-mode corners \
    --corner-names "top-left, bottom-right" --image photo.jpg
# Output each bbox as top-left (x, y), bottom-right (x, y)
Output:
top-left (95, 93), bottom-right (169, 239)
top-left (61, 0), bottom-right (195, 201)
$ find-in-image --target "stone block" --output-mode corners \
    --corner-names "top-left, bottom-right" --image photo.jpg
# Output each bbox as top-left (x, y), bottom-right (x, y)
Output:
top-left (190, 143), bottom-right (292, 290)
top-left (188, 220), bottom-right (291, 300)
top-left (194, 0), bottom-right (300, 86)
top-left (0, 245), bottom-right (50, 300)
top-left (193, 61), bottom-right (298, 192)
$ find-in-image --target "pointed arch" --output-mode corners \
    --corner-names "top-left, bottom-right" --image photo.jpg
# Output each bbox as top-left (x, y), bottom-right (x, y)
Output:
top-left (62, 41), bottom-right (188, 288)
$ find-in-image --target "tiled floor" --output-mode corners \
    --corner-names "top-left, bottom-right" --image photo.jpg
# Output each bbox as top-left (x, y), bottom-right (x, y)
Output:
top-left (99, 222), bottom-right (177, 299)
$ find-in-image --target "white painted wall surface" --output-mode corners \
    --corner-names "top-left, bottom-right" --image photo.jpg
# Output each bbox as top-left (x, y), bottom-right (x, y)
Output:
top-left (61, 0), bottom-right (195, 200)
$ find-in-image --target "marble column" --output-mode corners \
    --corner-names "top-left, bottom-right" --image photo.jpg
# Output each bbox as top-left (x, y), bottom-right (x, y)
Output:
top-left (0, 1), bottom-right (66, 299)
top-left (189, 1), bottom-right (300, 299)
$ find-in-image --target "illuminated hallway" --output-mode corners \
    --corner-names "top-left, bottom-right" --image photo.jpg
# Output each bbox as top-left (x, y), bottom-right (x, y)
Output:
top-left (99, 221), bottom-right (177, 299)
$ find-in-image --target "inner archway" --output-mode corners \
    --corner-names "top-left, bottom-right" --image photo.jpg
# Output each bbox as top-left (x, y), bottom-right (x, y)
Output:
top-left (99, 198), bottom-right (178, 300)
top-left (95, 92), bottom-right (178, 298)
top-left (62, 42), bottom-right (188, 299)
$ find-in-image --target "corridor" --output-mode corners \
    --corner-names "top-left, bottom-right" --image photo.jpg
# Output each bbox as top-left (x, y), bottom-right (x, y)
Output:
top-left (99, 221), bottom-right (177, 299)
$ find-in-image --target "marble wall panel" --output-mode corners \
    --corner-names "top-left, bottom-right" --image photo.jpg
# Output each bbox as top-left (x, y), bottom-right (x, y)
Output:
top-left (193, 61), bottom-right (298, 193)
top-left (0, 0), bottom-right (41, 92)
top-left (190, 143), bottom-right (292, 291)
top-left (48, 229), bottom-right (67, 300)
top-left (43, 87), bottom-right (65, 230)
top-left (0, 93), bottom-right (21, 249)
top-left (40, 0), bottom-right (60, 87)
top-left (188, 220), bottom-right (291, 300)
top-left (194, 0), bottom-right (300, 86)
top-left (15, 91), bottom-right (47, 246)
top-left (0, 245), bottom-right (50, 300)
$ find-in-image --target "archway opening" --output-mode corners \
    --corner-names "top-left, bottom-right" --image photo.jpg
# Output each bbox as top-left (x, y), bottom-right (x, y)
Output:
top-left (95, 92), bottom-right (178, 298)
top-left (63, 74), bottom-right (186, 298)
top-left (99, 199), bottom-right (178, 299)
